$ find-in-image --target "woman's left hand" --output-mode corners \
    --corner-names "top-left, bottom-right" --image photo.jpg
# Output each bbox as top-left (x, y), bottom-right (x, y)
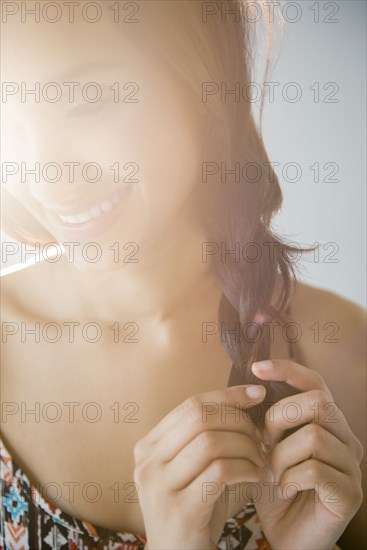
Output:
top-left (250, 359), bottom-right (364, 550)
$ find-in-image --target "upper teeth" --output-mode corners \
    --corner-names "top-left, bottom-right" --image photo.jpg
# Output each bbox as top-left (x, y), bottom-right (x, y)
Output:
top-left (58, 190), bottom-right (127, 224)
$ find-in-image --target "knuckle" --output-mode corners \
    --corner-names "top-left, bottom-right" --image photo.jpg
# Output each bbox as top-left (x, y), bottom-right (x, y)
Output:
top-left (197, 431), bottom-right (218, 454)
top-left (353, 437), bottom-right (365, 464)
top-left (348, 481), bottom-right (364, 510)
top-left (264, 406), bottom-right (274, 427)
top-left (210, 459), bottom-right (228, 481)
top-left (133, 461), bottom-right (148, 484)
top-left (354, 485), bottom-right (364, 507)
top-left (133, 439), bottom-right (145, 463)
top-left (303, 423), bottom-right (323, 447)
top-left (305, 459), bottom-right (322, 480)
top-left (311, 389), bottom-right (328, 407)
top-left (313, 370), bottom-right (325, 388)
top-left (182, 395), bottom-right (203, 423)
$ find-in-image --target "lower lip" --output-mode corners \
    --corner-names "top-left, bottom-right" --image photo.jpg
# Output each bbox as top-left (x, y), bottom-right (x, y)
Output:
top-left (47, 185), bottom-right (134, 242)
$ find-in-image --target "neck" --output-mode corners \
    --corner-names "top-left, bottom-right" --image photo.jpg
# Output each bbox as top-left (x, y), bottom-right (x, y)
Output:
top-left (54, 217), bottom-right (220, 327)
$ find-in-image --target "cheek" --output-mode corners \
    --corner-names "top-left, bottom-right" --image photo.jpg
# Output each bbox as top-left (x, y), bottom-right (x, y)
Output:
top-left (1, 177), bottom-right (33, 213)
top-left (128, 102), bottom-right (201, 217)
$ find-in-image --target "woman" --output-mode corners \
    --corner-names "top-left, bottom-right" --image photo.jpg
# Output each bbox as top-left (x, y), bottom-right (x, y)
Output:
top-left (1, 1), bottom-right (365, 549)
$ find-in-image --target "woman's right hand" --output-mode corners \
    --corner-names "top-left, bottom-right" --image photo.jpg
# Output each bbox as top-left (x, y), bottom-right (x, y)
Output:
top-left (133, 384), bottom-right (267, 549)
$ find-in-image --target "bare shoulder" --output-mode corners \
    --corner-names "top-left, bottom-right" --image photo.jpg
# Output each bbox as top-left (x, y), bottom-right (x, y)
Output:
top-left (289, 280), bottom-right (366, 443)
top-left (291, 282), bottom-right (366, 546)
top-left (290, 280), bottom-right (366, 366)
top-left (1, 265), bottom-right (30, 314)
top-left (1, 259), bottom-right (61, 320)
top-left (290, 282), bottom-right (366, 441)
top-left (291, 279), bottom-right (366, 329)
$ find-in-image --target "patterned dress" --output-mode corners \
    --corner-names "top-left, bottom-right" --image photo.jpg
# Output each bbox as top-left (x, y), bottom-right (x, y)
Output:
top-left (0, 437), bottom-right (271, 549)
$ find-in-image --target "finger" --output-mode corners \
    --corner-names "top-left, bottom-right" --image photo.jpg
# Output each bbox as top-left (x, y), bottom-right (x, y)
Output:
top-left (166, 431), bottom-right (265, 490)
top-left (270, 423), bottom-right (359, 484)
top-left (182, 457), bottom-right (262, 508)
top-left (140, 384), bottom-right (266, 451)
top-left (157, 390), bottom-right (265, 463)
top-left (277, 459), bottom-right (362, 518)
top-left (252, 359), bottom-right (332, 396)
top-left (263, 389), bottom-right (361, 457)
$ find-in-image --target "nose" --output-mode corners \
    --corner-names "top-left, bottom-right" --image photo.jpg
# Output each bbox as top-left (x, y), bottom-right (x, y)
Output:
top-left (15, 114), bottom-right (93, 210)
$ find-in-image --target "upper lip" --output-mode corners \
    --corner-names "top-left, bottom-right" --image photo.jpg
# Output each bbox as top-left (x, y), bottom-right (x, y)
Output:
top-left (43, 187), bottom-right (128, 216)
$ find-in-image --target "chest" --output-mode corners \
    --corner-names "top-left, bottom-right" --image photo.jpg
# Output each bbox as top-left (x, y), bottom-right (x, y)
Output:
top-left (1, 313), bottom-right (295, 534)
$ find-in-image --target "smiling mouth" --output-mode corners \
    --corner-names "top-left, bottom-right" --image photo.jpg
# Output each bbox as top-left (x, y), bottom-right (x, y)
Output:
top-left (51, 187), bottom-right (131, 226)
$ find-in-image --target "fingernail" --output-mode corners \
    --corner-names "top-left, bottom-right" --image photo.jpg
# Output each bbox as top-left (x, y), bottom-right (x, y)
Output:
top-left (257, 440), bottom-right (271, 456)
top-left (253, 361), bottom-right (272, 371)
top-left (245, 385), bottom-right (265, 399)
top-left (256, 445), bottom-right (268, 468)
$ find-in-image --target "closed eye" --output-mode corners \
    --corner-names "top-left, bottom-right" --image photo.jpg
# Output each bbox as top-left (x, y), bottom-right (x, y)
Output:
top-left (67, 96), bottom-right (114, 118)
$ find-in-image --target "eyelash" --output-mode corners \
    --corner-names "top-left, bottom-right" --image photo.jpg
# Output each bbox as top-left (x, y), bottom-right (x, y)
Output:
top-left (68, 98), bottom-right (112, 117)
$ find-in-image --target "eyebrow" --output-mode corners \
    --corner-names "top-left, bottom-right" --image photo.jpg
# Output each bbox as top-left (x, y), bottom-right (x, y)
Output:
top-left (59, 62), bottom-right (126, 80)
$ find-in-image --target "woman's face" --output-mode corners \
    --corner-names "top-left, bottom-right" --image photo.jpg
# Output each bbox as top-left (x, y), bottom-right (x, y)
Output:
top-left (1, 4), bottom-right (204, 271)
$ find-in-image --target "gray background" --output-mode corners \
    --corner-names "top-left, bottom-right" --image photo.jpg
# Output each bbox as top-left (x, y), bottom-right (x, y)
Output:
top-left (257, 0), bottom-right (366, 308)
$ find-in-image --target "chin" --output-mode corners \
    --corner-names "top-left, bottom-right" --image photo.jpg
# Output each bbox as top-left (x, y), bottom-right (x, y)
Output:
top-left (66, 252), bottom-right (131, 274)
